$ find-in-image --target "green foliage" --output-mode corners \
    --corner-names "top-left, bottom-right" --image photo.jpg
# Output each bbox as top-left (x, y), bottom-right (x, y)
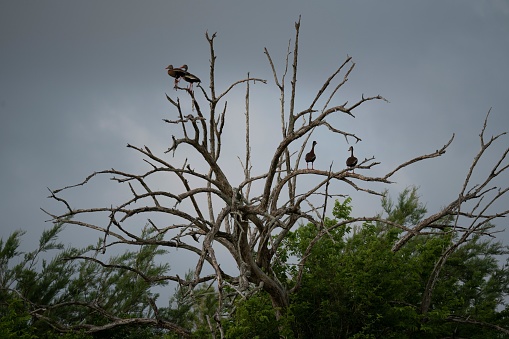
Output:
top-left (0, 230), bottom-right (25, 288)
top-left (156, 271), bottom-right (222, 338)
top-left (224, 292), bottom-right (285, 339)
top-left (0, 297), bottom-right (36, 339)
top-left (229, 186), bottom-right (509, 338)
top-left (0, 223), bottom-right (172, 338)
top-left (0, 296), bottom-right (92, 339)
top-left (381, 186), bottom-right (426, 226)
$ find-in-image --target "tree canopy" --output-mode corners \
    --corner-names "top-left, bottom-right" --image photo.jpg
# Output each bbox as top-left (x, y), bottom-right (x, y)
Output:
top-left (268, 188), bottom-right (509, 338)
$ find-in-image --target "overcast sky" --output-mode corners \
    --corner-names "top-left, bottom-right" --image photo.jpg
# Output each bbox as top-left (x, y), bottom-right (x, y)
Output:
top-left (1, 1), bottom-right (509, 278)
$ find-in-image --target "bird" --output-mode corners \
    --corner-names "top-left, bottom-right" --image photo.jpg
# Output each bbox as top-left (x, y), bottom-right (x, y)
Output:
top-left (166, 64), bottom-right (188, 88)
top-left (305, 141), bottom-right (317, 169)
top-left (346, 146), bottom-right (358, 169)
top-left (181, 66), bottom-right (201, 92)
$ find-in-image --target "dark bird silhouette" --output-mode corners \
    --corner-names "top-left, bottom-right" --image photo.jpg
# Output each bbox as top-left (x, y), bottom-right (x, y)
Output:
top-left (346, 146), bottom-right (358, 169)
top-left (166, 64), bottom-right (187, 88)
top-left (305, 141), bottom-right (317, 169)
top-left (181, 65), bottom-right (201, 92)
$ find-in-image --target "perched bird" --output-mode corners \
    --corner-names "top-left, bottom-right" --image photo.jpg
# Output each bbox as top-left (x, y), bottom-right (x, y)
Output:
top-left (181, 65), bottom-right (201, 92)
top-left (166, 64), bottom-right (187, 88)
top-left (305, 141), bottom-right (317, 169)
top-left (346, 146), bottom-right (358, 169)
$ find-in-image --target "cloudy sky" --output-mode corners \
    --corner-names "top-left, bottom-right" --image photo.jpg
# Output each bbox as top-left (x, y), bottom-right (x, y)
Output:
top-left (1, 1), bottom-right (509, 275)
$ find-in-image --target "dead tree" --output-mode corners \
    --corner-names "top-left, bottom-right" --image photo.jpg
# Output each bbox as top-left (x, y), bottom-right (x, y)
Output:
top-left (44, 18), bottom-right (508, 335)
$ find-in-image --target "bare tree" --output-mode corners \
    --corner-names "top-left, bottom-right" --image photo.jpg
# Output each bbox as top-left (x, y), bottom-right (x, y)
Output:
top-left (43, 18), bottom-right (508, 336)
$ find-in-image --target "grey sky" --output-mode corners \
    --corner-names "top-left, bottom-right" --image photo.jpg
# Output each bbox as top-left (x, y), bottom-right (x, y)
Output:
top-left (1, 1), bottom-right (508, 272)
